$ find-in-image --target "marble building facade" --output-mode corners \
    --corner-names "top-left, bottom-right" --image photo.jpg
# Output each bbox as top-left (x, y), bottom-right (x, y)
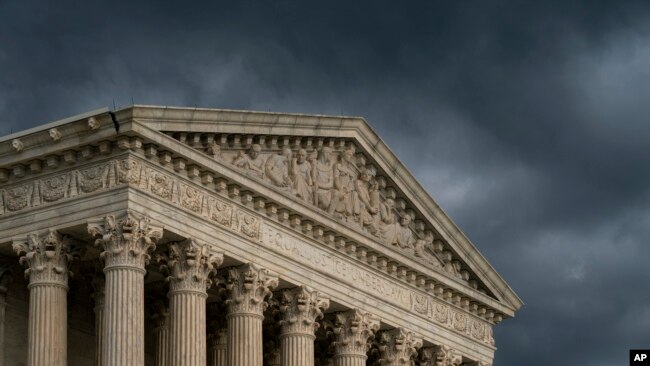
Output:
top-left (0, 106), bottom-right (522, 365)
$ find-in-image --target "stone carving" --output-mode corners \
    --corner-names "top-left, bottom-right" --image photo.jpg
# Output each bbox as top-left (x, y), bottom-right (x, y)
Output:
top-left (265, 147), bottom-right (292, 190)
top-left (414, 232), bottom-right (443, 268)
top-left (471, 319), bottom-right (486, 340)
top-left (117, 158), bottom-right (142, 185)
top-left (88, 117), bottom-right (101, 131)
top-left (41, 173), bottom-right (71, 202)
top-left (88, 211), bottom-right (163, 269)
top-left (13, 230), bottom-right (79, 285)
top-left (5, 183), bottom-right (33, 212)
top-left (332, 146), bottom-right (357, 219)
top-left (78, 165), bottom-right (110, 193)
top-left (209, 198), bottom-right (233, 226)
top-left (329, 309), bottom-right (381, 357)
top-left (233, 144), bottom-right (266, 178)
top-left (452, 312), bottom-right (467, 332)
top-left (235, 209), bottom-right (260, 239)
top-left (419, 345), bottom-right (462, 366)
top-left (225, 263), bottom-right (278, 315)
top-left (373, 328), bottom-right (422, 366)
top-left (206, 141), bottom-right (223, 160)
top-left (292, 148), bottom-right (313, 203)
top-left (278, 286), bottom-right (330, 335)
top-left (158, 238), bottom-right (223, 293)
top-left (49, 128), bottom-right (62, 142)
top-left (148, 171), bottom-right (174, 200)
top-left (180, 184), bottom-right (203, 213)
top-left (466, 362), bottom-right (491, 366)
top-left (11, 139), bottom-right (24, 152)
top-left (312, 147), bottom-right (338, 214)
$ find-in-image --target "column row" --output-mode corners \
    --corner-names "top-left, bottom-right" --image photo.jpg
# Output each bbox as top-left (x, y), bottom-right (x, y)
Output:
top-left (10, 212), bottom-right (483, 366)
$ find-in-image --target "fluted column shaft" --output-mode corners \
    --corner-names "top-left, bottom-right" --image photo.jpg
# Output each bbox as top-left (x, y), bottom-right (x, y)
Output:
top-left (280, 333), bottom-right (315, 366)
top-left (14, 230), bottom-right (76, 366)
top-left (168, 291), bottom-right (207, 365)
top-left (92, 277), bottom-right (105, 366)
top-left (103, 266), bottom-right (146, 365)
top-left (226, 264), bottom-right (278, 366)
top-left (278, 286), bottom-right (329, 366)
top-left (88, 212), bottom-right (163, 366)
top-left (153, 316), bottom-right (169, 366)
top-left (160, 239), bottom-right (222, 366)
top-left (207, 329), bottom-right (227, 366)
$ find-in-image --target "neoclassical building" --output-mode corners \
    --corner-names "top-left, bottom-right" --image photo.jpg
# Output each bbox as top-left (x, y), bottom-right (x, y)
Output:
top-left (0, 106), bottom-right (522, 366)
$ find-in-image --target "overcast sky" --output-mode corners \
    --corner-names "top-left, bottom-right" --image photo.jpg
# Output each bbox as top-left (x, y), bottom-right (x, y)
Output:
top-left (2, 1), bottom-right (649, 365)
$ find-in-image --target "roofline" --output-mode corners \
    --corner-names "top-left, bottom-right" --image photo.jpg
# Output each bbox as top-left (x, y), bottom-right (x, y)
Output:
top-left (0, 107), bottom-right (109, 143)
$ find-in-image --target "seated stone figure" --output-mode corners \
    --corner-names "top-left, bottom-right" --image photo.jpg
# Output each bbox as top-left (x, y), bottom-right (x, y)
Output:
top-left (265, 147), bottom-right (293, 190)
top-left (353, 165), bottom-right (381, 235)
top-left (291, 148), bottom-right (313, 203)
top-left (232, 144), bottom-right (266, 178)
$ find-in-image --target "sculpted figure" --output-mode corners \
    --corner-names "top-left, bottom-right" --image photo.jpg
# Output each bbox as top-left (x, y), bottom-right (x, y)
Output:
top-left (379, 198), bottom-right (398, 244)
top-left (394, 211), bottom-right (415, 249)
top-left (353, 165), bottom-right (381, 234)
top-left (312, 147), bottom-right (339, 213)
top-left (414, 231), bottom-right (442, 268)
top-left (291, 148), bottom-right (313, 203)
top-left (265, 147), bottom-right (293, 190)
top-left (232, 144), bottom-right (266, 178)
top-left (332, 146), bottom-right (358, 219)
top-left (206, 141), bottom-right (223, 160)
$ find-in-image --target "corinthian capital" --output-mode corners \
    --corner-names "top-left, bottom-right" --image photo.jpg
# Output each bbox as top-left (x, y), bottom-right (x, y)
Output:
top-left (88, 211), bottom-right (163, 269)
top-left (330, 309), bottom-right (380, 356)
top-left (374, 328), bottom-right (422, 366)
top-left (13, 230), bottom-right (78, 286)
top-left (419, 345), bottom-right (462, 366)
top-left (158, 239), bottom-right (223, 294)
top-left (225, 263), bottom-right (278, 315)
top-left (279, 286), bottom-right (330, 336)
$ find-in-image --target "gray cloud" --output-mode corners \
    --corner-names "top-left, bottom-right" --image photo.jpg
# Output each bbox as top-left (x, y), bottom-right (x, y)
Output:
top-left (2, 1), bottom-right (650, 364)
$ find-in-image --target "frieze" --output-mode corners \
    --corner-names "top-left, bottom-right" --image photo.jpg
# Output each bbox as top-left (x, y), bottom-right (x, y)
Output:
top-left (0, 155), bottom-right (498, 343)
top-left (172, 136), bottom-right (473, 288)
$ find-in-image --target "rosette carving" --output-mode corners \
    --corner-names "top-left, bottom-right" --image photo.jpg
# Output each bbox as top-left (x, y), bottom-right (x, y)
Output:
top-left (225, 263), bottom-right (278, 315)
top-left (329, 309), bottom-right (380, 357)
top-left (278, 286), bottom-right (330, 336)
top-left (158, 238), bottom-right (223, 294)
top-left (13, 230), bottom-right (79, 286)
top-left (373, 328), bottom-right (422, 366)
top-left (88, 211), bottom-right (163, 269)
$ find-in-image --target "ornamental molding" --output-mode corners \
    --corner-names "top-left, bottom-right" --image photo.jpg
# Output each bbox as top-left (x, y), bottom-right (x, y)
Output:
top-left (0, 153), bottom-right (503, 338)
top-left (0, 106), bottom-right (522, 317)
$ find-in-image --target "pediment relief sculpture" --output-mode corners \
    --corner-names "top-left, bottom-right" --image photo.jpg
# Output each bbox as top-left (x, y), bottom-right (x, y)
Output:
top-left (168, 133), bottom-right (470, 287)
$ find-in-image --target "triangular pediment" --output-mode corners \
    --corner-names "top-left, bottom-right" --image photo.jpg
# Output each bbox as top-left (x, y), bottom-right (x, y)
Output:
top-left (125, 105), bottom-right (522, 314)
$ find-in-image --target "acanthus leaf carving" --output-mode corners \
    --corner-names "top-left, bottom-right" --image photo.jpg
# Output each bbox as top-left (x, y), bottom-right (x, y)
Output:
top-left (373, 328), bottom-right (423, 366)
top-left (419, 345), bottom-right (462, 366)
top-left (12, 229), bottom-right (80, 286)
top-left (278, 285), bottom-right (330, 336)
top-left (225, 263), bottom-right (278, 315)
top-left (329, 309), bottom-right (380, 357)
top-left (88, 211), bottom-right (163, 269)
top-left (157, 238), bottom-right (223, 294)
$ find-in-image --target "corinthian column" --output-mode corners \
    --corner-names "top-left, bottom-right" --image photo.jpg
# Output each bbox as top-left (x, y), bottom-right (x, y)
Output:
top-left (88, 212), bottom-right (163, 366)
top-left (148, 294), bottom-right (170, 366)
top-left (13, 230), bottom-right (78, 366)
top-left (91, 273), bottom-right (105, 366)
top-left (159, 239), bottom-right (223, 366)
top-left (418, 345), bottom-right (463, 366)
top-left (374, 328), bottom-right (422, 366)
top-left (0, 266), bottom-right (13, 366)
top-left (278, 286), bottom-right (330, 366)
top-left (207, 302), bottom-right (228, 366)
top-left (330, 310), bottom-right (380, 366)
top-left (225, 264), bottom-right (279, 366)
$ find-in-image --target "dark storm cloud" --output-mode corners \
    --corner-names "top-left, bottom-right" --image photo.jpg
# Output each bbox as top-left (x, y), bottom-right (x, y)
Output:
top-left (2, 1), bottom-right (650, 364)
